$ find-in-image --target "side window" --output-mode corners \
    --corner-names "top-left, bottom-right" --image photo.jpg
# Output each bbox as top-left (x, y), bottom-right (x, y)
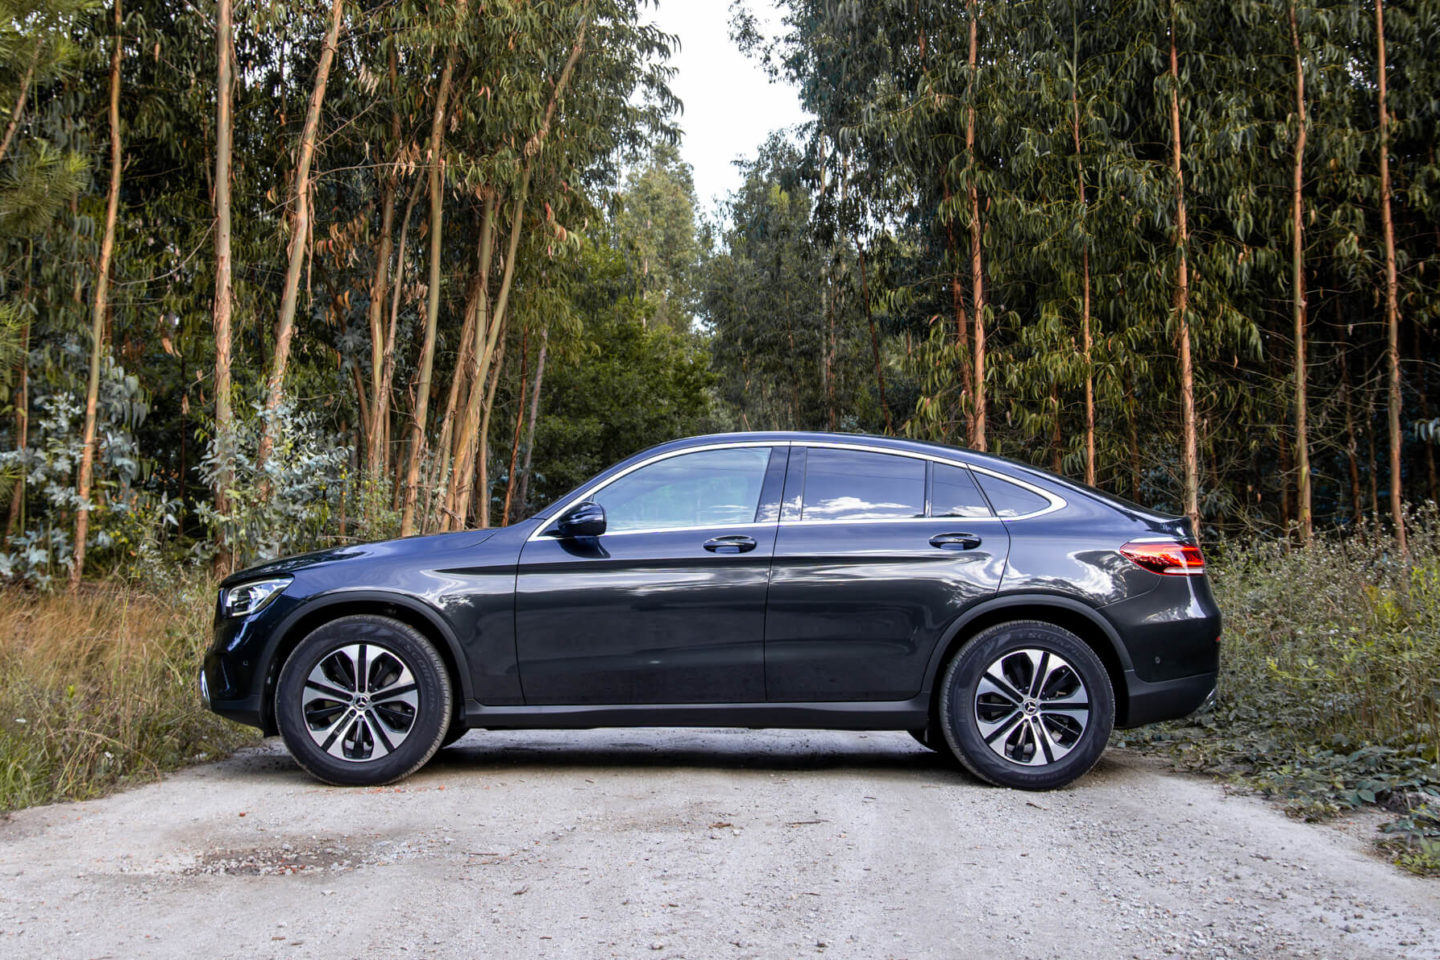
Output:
top-left (802, 448), bottom-right (925, 521)
top-left (975, 471), bottom-right (1052, 518)
top-left (931, 463), bottom-right (992, 518)
top-left (593, 447), bottom-right (774, 532)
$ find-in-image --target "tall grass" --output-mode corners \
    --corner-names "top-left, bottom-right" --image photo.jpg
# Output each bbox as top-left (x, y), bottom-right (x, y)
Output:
top-left (0, 576), bottom-right (258, 811)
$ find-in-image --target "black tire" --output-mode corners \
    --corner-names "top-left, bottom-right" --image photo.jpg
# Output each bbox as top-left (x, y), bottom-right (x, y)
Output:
top-left (937, 620), bottom-right (1114, 791)
top-left (275, 615), bottom-right (452, 786)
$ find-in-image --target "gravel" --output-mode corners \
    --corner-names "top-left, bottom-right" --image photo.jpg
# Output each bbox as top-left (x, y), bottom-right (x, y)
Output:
top-left (1, 729), bottom-right (1437, 959)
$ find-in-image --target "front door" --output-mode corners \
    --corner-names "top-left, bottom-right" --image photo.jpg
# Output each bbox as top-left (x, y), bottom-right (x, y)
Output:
top-left (515, 445), bottom-right (786, 704)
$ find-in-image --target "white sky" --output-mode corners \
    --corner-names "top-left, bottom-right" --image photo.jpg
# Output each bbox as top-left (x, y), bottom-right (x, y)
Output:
top-left (646, 0), bottom-right (812, 214)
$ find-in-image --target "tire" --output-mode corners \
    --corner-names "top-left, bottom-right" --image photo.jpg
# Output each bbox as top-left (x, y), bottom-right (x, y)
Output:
top-left (937, 620), bottom-right (1114, 791)
top-left (275, 615), bottom-right (452, 786)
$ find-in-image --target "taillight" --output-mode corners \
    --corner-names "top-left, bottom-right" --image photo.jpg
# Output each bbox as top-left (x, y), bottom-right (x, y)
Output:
top-left (1120, 540), bottom-right (1205, 576)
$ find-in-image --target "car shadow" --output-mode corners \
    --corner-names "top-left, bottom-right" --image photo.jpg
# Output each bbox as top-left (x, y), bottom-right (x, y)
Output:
top-left (423, 728), bottom-right (978, 782)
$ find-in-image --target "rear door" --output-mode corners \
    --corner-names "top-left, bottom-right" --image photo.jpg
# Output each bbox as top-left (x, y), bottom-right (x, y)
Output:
top-left (763, 445), bottom-right (1009, 702)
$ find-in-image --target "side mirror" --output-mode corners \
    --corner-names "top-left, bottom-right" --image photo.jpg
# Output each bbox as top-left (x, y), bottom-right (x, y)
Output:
top-left (556, 501), bottom-right (606, 538)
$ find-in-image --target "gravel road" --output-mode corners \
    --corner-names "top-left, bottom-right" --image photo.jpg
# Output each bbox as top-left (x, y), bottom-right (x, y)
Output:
top-left (2, 729), bottom-right (1437, 959)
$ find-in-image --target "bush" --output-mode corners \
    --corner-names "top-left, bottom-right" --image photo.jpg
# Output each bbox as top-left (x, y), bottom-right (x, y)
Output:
top-left (1124, 508), bottom-right (1440, 873)
top-left (0, 577), bottom-right (258, 811)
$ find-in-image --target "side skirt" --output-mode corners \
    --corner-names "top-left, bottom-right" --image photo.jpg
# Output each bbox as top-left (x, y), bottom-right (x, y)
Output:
top-left (459, 698), bottom-right (930, 731)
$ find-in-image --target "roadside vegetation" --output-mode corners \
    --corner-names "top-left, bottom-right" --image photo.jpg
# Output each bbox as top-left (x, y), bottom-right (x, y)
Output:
top-left (0, 576), bottom-right (256, 812)
top-left (1125, 511), bottom-right (1440, 875)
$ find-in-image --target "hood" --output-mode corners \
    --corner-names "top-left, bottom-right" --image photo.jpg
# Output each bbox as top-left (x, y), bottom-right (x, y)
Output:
top-left (219, 528), bottom-right (501, 587)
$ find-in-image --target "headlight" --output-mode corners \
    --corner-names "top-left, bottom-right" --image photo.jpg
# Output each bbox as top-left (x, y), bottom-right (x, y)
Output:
top-left (221, 577), bottom-right (291, 618)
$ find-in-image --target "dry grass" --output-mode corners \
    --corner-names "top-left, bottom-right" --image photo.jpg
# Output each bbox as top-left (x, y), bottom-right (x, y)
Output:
top-left (0, 577), bottom-right (258, 811)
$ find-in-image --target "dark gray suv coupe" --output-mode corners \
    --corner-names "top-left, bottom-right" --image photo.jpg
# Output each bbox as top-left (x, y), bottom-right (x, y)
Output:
top-left (202, 432), bottom-right (1220, 790)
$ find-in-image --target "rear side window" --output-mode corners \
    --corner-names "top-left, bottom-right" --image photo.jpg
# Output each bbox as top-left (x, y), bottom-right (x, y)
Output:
top-left (931, 463), bottom-right (992, 518)
top-left (802, 448), bottom-right (925, 521)
top-left (975, 471), bottom-right (1052, 518)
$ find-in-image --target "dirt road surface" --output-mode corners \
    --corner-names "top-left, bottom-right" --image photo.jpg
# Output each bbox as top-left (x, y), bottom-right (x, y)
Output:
top-left (2, 729), bottom-right (1437, 959)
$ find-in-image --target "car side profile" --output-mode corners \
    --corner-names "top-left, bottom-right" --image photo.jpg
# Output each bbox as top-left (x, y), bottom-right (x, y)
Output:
top-left (201, 431), bottom-right (1220, 790)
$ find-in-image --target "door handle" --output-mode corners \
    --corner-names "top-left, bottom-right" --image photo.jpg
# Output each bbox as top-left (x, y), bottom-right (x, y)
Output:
top-left (929, 532), bottom-right (982, 551)
top-left (703, 535), bottom-right (758, 554)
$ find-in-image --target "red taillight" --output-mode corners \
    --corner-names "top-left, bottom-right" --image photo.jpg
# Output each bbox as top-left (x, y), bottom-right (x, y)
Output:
top-left (1120, 540), bottom-right (1205, 576)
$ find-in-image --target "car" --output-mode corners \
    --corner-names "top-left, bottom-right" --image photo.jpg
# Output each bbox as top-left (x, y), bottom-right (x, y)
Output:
top-left (201, 431), bottom-right (1220, 790)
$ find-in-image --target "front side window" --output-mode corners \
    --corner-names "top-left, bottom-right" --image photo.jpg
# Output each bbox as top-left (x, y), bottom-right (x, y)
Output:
top-left (802, 448), bottom-right (926, 521)
top-left (593, 447), bottom-right (774, 533)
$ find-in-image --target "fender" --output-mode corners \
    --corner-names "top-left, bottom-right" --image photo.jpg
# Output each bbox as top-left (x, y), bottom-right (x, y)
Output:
top-left (258, 589), bottom-right (473, 701)
top-left (920, 592), bottom-right (1136, 695)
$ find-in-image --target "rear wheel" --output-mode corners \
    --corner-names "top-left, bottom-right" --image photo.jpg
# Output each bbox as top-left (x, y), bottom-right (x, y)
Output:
top-left (275, 615), bottom-right (452, 786)
top-left (937, 620), bottom-right (1113, 790)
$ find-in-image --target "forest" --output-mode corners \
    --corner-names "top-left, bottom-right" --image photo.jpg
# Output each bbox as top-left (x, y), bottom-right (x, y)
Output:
top-left (1, 0), bottom-right (1437, 586)
top-left (0, 1), bottom-right (1438, 853)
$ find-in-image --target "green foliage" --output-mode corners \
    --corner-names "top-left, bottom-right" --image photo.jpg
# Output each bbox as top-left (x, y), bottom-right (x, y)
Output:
top-left (1121, 510), bottom-right (1440, 868)
top-left (529, 242), bottom-right (714, 507)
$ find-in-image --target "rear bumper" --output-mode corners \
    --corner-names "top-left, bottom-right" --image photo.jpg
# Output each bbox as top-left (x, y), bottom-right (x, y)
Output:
top-left (1117, 669), bottom-right (1217, 728)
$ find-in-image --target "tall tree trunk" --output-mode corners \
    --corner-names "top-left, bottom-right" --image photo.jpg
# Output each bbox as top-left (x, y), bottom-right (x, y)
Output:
top-left (71, 0), bottom-right (123, 588)
top-left (512, 324), bottom-right (549, 523)
top-left (0, 41), bottom-right (40, 166)
top-left (1168, 1), bottom-right (1200, 536)
top-left (1050, 381), bottom-right (1063, 474)
top-left (943, 183), bottom-right (973, 442)
top-left (1288, 0), bottom-right (1312, 543)
top-left (501, 329), bottom-right (530, 525)
top-left (374, 171), bottom-right (423, 484)
top-left (857, 241), bottom-right (891, 432)
top-left (399, 49), bottom-right (456, 536)
top-left (4, 280), bottom-right (31, 545)
top-left (365, 45), bottom-right (402, 483)
top-left (475, 335), bottom-right (507, 529)
top-left (211, 0), bottom-right (235, 575)
top-left (1375, 0), bottom-right (1406, 552)
top-left (965, 0), bottom-right (986, 451)
top-left (1339, 316), bottom-right (1363, 523)
top-left (256, 0), bottom-right (344, 472)
top-left (1071, 9), bottom-right (1094, 487)
top-left (443, 10), bottom-right (588, 526)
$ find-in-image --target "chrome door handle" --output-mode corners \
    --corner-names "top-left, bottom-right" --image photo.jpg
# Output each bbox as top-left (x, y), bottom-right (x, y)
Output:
top-left (929, 533), bottom-right (982, 550)
top-left (703, 535), bottom-right (757, 554)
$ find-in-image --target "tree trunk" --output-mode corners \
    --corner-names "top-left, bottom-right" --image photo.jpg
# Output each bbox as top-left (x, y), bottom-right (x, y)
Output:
top-left (1168, 1), bottom-right (1200, 536)
top-left (374, 171), bottom-right (423, 484)
top-left (475, 335), bottom-right (507, 529)
top-left (965, 0), bottom-right (986, 452)
top-left (4, 293), bottom-right (31, 545)
top-left (857, 241), bottom-right (891, 432)
top-left (0, 41), bottom-right (40, 167)
top-left (501, 329), bottom-right (530, 525)
top-left (365, 45), bottom-right (402, 483)
top-left (512, 324), bottom-right (549, 523)
top-left (1288, 0), bottom-right (1312, 543)
top-left (443, 10), bottom-right (588, 525)
top-left (1071, 11), bottom-right (1094, 488)
top-left (1050, 381), bottom-right (1063, 474)
top-left (1339, 316), bottom-right (1363, 523)
top-left (943, 183), bottom-right (973, 443)
top-left (71, 0), bottom-right (124, 588)
top-left (1375, 0), bottom-right (1406, 552)
top-left (256, 0), bottom-right (345, 472)
top-left (399, 49), bottom-right (456, 536)
top-left (211, 0), bottom-right (235, 575)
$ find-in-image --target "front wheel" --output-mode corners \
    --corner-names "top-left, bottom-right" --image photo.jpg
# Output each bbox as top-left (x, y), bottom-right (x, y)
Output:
top-left (936, 620), bottom-right (1114, 790)
top-left (275, 615), bottom-right (452, 786)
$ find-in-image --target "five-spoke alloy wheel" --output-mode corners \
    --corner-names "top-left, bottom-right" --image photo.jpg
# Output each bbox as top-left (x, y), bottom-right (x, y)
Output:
top-left (937, 620), bottom-right (1114, 790)
top-left (276, 615), bottom-right (452, 786)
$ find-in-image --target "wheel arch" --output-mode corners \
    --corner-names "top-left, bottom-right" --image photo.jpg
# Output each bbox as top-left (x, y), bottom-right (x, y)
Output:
top-left (924, 595), bottom-right (1135, 727)
top-left (256, 591), bottom-right (470, 735)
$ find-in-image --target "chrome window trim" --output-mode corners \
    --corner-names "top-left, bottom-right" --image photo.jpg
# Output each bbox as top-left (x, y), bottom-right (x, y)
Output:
top-left (529, 438), bottom-right (1066, 541)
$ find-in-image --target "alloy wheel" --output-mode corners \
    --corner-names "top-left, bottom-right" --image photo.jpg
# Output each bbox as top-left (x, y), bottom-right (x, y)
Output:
top-left (300, 642), bottom-right (420, 762)
top-left (973, 648), bottom-right (1090, 766)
